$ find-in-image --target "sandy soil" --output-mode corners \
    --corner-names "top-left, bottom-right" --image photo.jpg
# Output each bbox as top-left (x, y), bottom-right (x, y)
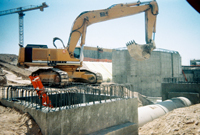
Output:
top-left (0, 54), bottom-right (18, 64)
top-left (0, 79), bottom-right (41, 135)
top-left (0, 55), bottom-right (42, 135)
top-left (139, 103), bottom-right (200, 135)
top-left (3, 70), bottom-right (31, 85)
top-left (0, 104), bottom-right (42, 135)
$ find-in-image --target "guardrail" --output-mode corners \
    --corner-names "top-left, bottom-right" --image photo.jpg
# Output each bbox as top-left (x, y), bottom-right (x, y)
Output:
top-left (0, 83), bottom-right (134, 112)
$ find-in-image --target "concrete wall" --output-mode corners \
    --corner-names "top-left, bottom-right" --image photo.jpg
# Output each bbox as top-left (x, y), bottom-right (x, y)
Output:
top-left (162, 83), bottom-right (200, 104)
top-left (1, 98), bottom-right (138, 135)
top-left (112, 49), bottom-right (182, 97)
top-left (83, 46), bottom-right (112, 60)
top-left (182, 66), bottom-right (200, 82)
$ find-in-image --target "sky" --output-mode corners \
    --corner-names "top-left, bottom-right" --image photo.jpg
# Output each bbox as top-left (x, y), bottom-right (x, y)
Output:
top-left (0, 0), bottom-right (199, 65)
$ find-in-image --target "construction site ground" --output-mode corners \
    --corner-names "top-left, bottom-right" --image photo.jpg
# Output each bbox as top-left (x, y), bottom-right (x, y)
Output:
top-left (0, 54), bottom-right (200, 135)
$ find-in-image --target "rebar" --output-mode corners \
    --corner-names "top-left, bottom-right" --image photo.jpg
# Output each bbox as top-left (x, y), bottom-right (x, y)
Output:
top-left (0, 83), bottom-right (134, 112)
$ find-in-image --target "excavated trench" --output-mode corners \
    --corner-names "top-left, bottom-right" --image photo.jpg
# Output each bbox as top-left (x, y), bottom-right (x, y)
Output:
top-left (1, 84), bottom-right (139, 135)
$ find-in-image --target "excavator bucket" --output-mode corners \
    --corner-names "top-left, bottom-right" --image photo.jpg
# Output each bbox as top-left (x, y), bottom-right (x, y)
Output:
top-left (126, 40), bottom-right (156, 61)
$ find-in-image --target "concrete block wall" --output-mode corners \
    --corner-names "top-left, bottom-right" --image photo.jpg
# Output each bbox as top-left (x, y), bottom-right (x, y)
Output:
top-left (112, 49), bottom-right (182, 97)
top-left (83, 46), bottom-right (112, 60)
top-left (172, 53), bottom-right (182, 77)
top-left (112, 50), bottom-right (128, 83)
top-left (162, 83), bottom-right (200, 104)
top-left (161, 52), bottom-right (172, 77)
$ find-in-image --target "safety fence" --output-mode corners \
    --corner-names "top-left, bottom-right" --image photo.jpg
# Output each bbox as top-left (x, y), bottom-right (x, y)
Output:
top-left (0, 83), bottom-right (134, 112)
top-left (163, 77), bottom-right (200, 84)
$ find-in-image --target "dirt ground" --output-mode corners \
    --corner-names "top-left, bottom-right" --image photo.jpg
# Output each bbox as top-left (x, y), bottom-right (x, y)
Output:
top-left (0, 68), bottom-right (41, 134)
top-left (0, 86), bottom-right (41, 135)
top-left (0, 54), bottom-right (42, 134)
top-left (0, 104), bottom-right (42, 135)
top-left (0, 54), bottom-right (200, 135)
top-left (139, 104), bottom-right (200, 135)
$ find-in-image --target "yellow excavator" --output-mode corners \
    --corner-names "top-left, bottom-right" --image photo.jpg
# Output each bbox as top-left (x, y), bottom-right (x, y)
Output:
top-left (17, 0), bottom-right (158, 86)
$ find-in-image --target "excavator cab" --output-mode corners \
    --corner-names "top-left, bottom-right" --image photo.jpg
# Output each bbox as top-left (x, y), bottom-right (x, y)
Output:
top-left (74, 47), bottom-right (81, 59)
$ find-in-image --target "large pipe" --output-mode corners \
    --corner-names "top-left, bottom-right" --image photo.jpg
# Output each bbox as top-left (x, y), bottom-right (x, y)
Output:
top-left (138, 97), bottom-right (192, 127)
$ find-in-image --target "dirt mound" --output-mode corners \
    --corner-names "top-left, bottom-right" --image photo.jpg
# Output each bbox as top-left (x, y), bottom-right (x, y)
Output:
top-left (0, 54), bottom-right (18, 65)
top-left (0, 68), bottom-right (7, 86)
top-left (3, 69), bottom-right (30, 85)
top-left (134, 92), bottom-right (154, 107)
top-left (0, 62), bottom-right (31, 79)
top-left (0, 54), bottom-right (48, 80)
top-left (139, 103), bottom-right (200, 135)
top-left (0, 54), bottom-right (32, 80)
top-left (0, 105), bottom-right (42, 135)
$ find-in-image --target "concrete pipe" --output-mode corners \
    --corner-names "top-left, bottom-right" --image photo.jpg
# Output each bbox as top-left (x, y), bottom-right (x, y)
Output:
top-left (138, 97), bottom-right (192, 127)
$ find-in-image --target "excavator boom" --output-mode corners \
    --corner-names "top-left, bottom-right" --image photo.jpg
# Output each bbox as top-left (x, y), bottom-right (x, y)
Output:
top-left (18, 1), bottom-right (159, 86)
top-left (67, 1), bottom-right (158, 60)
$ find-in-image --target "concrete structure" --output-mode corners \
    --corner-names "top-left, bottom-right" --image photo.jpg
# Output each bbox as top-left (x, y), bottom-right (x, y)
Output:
top-left (190, 59), bottom-right (200, 66)
top-left (1, 98), bottom-right (138, 135)
top-left (162, 83), bottom-right (200, 104)
top-left (83, 46), bottom-right (112, 61)
top-left (182, 66), bottom-right (200, 82)
top-left (112, 48), bottom-right (182, 97)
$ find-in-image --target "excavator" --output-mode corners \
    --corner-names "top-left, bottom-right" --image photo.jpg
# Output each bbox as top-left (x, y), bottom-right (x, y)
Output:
top-left (17, 0), bottom-right (158, 86)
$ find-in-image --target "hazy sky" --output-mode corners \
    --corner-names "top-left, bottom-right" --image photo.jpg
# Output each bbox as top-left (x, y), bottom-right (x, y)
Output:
top-left (0, 0), bottom-right (199, 65)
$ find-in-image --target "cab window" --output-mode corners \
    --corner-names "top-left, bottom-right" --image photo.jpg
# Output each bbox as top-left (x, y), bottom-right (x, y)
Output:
top-left (74, 48), bottom-right (80, 58)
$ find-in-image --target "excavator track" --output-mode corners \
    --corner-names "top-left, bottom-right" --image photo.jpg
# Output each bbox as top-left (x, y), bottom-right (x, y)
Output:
top-left (31, 68), bottom-right (102, 87)
top-left (31, 68), bottom-right (69, 86)
top-left (93, 72), bottom-right (103, 84)
top-left (74, 69), bottom-right (103, 84)
top-left (51, 68), bottom-right (69, 86)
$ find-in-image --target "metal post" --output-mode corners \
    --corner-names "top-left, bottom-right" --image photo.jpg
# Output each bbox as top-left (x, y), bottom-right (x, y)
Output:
top-left (18, 12), bottom-right (25, 47)
top-left (31, 90), bottom-right (33, 108)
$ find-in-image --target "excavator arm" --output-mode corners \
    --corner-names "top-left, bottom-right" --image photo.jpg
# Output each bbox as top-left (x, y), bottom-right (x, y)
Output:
top-left (17, 0), bottom-right (159, 86)
top-left (66, 0), bottom-right (158, 60)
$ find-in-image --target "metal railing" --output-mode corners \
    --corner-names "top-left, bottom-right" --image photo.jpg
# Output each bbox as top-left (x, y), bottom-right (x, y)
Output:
top-left (163, 77), bottom-right (200, 84)
top-left (0, 83), bottom-right (134, 112)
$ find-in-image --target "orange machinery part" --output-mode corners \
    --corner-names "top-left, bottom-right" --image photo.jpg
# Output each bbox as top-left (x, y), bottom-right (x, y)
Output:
top-left (182, 70), bottom-right (188, 82)
top-left (29, 75), bottom-right (53, 108)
